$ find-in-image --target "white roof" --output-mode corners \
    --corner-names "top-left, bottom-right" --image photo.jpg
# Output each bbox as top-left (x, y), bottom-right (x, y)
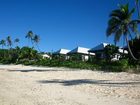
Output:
top-left (54, 49), bottom-right (70, 55)
top-left (118, 49), bottom-right (128, 54)
top-left (89, 52), bottom-right (95, 55)
top-left (89, 43), bottom-right (109, 52)
top-left (68, 47), bottom-right (95, 55)
top-left (42, 54), bottom-right (50, 58)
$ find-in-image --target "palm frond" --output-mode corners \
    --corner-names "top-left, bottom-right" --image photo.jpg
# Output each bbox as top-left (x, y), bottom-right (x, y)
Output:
top-left (110, 9), bottom-right (123, 18)
top-left (129, 8), bottom-right (135, 18)
top-left (106, 26), bottom-right (118, 37)
top-left (114, 29), bottom-right (123, 42)
top-left (129, 21), bottom-right (138, 32)
top-left (33, 35), bottom-right (40, 43)
top-left (108, 17), bottom-right (121, 26)
top-left (130, 19), bottom-right (140, 24)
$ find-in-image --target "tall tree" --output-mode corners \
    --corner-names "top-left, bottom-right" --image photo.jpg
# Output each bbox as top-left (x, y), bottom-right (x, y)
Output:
top-left (25, 30), bottom-right (34, 47)
top-left (106, 3), bottom-right (140, 60)
top-left (6, 36), bottom-right (12, 49)
top-left (14, 38), bottom-right (20, 47)
top-left (0, 39), bottom-right (6, 49)
top-left (33, 34), bottom-right (40, 51)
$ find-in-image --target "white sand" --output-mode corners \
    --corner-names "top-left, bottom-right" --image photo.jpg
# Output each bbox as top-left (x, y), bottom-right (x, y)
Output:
top-left (0, 64), bottom-right (140, 105)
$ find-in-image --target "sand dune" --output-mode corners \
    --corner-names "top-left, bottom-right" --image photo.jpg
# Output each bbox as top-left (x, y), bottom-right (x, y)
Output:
top-left (0, 65), bottom-right (140, 105)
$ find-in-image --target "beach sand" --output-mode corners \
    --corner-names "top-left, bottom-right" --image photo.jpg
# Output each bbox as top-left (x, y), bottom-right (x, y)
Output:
top-left (0, 64), bottom-right (140, 105)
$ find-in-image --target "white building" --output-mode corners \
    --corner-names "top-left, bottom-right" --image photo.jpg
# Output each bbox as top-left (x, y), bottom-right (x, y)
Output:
top-left (53, 49), bottom-right (70, 60)
top-left (68, 47), bottom-right (95, 61)
top-left (118, 48), bottom-right (128, 54)
top-left (53, 49), bottom-right (70, 55)
top-left (89, 43), bottom-right (109, 52)
top-left (89, 43), bottom-right (128, 61)
top-left (42, 54), bottom-right (51, 59)
top-left (89, 43), bottom-right (110, 58)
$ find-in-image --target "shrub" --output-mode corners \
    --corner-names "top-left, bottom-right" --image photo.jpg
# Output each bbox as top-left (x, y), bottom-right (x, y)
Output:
top-left (99, 59), bottom-right (129, 72)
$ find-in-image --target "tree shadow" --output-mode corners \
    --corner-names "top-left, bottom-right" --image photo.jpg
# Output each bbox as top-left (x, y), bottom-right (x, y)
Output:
top-left (7, 69), bottom-right (80, 72)
top-left (37, 79), bottom-right (140, 87)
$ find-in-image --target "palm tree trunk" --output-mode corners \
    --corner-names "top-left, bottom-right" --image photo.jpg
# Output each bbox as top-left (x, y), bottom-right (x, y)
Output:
top-left (7, 46), bottom-right (10, 58)
top-left (123, 35), bottom-right (125, 54)
top-left (31, 40), bottom-right (34, 48)
top-left (125, 35), bottom-right (137, 60)
top-left (36, 44), bottom-right (41, 52)
top-left (28, 39), bottom-right (30, 47)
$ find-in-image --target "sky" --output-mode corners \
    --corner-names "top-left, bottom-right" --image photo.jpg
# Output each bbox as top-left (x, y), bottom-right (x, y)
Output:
top-left (0, 0), bottom-right (136, 52)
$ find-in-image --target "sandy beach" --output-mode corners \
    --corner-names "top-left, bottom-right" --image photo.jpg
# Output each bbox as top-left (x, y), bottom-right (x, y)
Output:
top-left (0, 64), bottom-right (140, 105)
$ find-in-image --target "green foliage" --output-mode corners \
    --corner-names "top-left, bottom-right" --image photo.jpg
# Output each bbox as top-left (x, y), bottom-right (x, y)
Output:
top-left (61, 61), bottom-right (92, 69)
top-left (104, 44), bottom-right (119, 61)
top-left (19, 47), bottom-right (39, 60)
top-left (25, 31), bottom-right (40, 51)
top-left (106, 3), bottom-right (139, 60)
top-left (0, 39), bottom-right (6, 48)
top-left (69, 54), bottom-right (82, 61)
top-left (52, 54), bottom-right (67, 61)
top-left (100, 59), bottom-right (129, 72)
top-left (0, 46), bottom-right (41, 64)
top-left (129, 38), bottom-right (140, 59)
top-left (6, 36), bottom-right (12, 48)
top-left (0, 46), bottom-right (139, 72)
top-left (0, 30), bottom-right (139, 73)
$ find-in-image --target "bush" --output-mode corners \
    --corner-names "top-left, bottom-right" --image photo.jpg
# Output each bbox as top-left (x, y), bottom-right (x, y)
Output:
top-left (0, 46), bottom-right (139, 73)
top-left (0, 58), bottom-right (12, 64)
top-left (33, 59), bottom-right (99, 70)
top-left (99, 59), bottom-right (129, 72)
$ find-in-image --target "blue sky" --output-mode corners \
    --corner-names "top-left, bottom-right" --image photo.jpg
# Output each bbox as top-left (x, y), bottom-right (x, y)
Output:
top-left (0, 0), bottom-right (136, 52)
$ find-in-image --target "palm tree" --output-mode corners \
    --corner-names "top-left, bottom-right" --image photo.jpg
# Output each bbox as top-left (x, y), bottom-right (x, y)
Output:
top-left (33, 34), bottom-right (40, 51)
top-left (25, 30), bottom-right (34, 47)
top-left (14, 38), bottom-right (20, 47)
top-left (6, 36), bottom-right (12, 58)
top-left (106, 3), bottom-right (140, 60)
top-left (0, 39), bottom-right (6, 49)
top-left (19, 47), bottom-right (39, 60)
top-left (6, 36), bottom-right (12, 49)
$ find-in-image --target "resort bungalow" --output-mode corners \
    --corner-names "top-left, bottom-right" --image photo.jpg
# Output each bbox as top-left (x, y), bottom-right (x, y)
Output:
top-left (68, 47), bottom-right (95, 61)
top-left (42, 54), bottom-right (51, 59)
top-left (53, 49), bottom-right (70, 60)
top-left (111, 48), bottom-right (128, 61)
top-left (89, 43), bottom-right (128, 61)
top-left (89, 43), bottom-right (109, 59)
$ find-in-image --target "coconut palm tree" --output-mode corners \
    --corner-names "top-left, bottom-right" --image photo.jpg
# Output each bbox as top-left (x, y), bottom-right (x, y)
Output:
top-left (106, 3), bottom-right (140, 60)
top-left (0, 39), bottom-right (6, 49)
top-left (14, 38), bottom-right (20, 47)
top-left (25, 30), bottom-right (34, 47)
top-left (33, 34), bottom-right (40, 51)
top-left (6, 36), bottom-right (12, 49)
top-left (6, 36), bottom-right (12, 59)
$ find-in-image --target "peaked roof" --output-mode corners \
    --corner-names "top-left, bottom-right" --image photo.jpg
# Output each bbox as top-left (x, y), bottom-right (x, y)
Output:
top-left (53, 49), bottom-right (70, 55)
top-left (68, 47), bottom-right (90, 55)
top-left (89, 43), bottom-right (109, 52)
top-left (42, 54), bottom-right (50, 58)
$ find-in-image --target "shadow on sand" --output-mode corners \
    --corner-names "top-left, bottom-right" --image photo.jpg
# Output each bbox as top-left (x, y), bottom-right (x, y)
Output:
top-left (37, 79), bottom-right (140, 87)
top-left (7, 69), bottom-right (80, 72)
